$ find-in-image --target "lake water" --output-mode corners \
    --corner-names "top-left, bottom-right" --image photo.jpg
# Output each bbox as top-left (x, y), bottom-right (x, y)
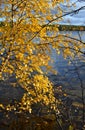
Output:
top-left (49, 31), bottom-right (85, 94)
top-left (0, 31), bottom-right (85, 105)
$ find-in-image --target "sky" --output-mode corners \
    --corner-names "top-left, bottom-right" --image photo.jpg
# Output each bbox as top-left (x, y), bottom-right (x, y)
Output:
top-left (59, 0), bottom-right (85, 25)
top-left (0, 0), bottom-right (85, 25)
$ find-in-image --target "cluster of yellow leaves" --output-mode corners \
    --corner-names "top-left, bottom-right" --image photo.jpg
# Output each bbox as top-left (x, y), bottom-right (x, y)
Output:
top-left (1, 0), bottom-right (83, 113)
top-left (0, 104), bottom-right (4, 109)
top-left (0, 0), bottom-right (63, 112)
top-left (52, 0), bottom-right (64, 7)
top-left (20, 74), bottom-right (55, 112)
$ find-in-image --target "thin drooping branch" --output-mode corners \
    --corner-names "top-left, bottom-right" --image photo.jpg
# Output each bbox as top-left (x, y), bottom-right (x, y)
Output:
top-left (70, 59), bottom-right (85, 124)
top-left (43, 34), bottom-right (85, 45)
top-left (36, 40), bottom-right (85, 55)
top-left (28, 6), bottom-right (85, 42)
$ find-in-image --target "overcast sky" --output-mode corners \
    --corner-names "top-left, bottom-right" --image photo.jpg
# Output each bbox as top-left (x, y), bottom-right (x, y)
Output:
top-left (0, 0), bottom-right (85, 25)
top-left (59, 0), bottom-right (85, 25)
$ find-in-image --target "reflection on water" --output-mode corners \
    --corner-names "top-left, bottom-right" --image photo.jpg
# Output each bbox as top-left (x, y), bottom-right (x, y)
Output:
top-left (50, 31), bottom-right (85, 92)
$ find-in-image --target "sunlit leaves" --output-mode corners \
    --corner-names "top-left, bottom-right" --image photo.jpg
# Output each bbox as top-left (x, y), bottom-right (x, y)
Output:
top-left (1, 0), bottom-right (80, 113)
top-left (20, 74), bottom-right (55, 111)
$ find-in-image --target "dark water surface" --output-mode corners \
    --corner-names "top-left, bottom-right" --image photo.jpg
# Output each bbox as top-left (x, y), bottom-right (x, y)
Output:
top-left (48, 31), bottom-right (85, 102)
top-left (0, 31), bottom-right (85, 130)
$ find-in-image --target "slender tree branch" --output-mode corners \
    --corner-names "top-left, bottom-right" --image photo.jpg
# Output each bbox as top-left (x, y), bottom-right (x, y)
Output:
top-left (28, 6), bottom-right (85, 42)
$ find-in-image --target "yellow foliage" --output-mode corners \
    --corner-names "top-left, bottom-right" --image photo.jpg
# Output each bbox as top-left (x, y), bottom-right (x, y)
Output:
top-left (0, 0), bottom-right (83, 113)
top-left (20, 74), bottom-right (55, 111)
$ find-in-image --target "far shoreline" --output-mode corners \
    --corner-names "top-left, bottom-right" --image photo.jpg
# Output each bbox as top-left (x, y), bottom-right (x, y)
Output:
top-left (0, 21), bottom-right (85, 31)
